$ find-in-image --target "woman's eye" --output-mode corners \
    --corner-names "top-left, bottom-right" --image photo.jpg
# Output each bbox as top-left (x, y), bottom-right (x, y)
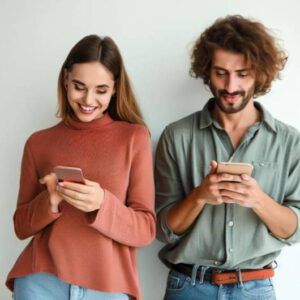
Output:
top-left (97, 90), bottom-right (107, 94)
top-left (74, 84), bottom-right (85, 91)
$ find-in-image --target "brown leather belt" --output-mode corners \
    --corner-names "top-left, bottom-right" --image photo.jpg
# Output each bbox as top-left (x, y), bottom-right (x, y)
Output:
top-left (173, 263), bottom-right (274, 285)
top-left (211, 268), bottom-right (274, 285)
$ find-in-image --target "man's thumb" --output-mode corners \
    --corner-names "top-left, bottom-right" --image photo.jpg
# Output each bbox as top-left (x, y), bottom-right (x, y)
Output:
top-left (209, 160), bottom-right (218, 174)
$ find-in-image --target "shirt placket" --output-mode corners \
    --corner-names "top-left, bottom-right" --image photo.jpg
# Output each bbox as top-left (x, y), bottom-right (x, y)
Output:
top-left (214, 123), bottom-right (260, 267)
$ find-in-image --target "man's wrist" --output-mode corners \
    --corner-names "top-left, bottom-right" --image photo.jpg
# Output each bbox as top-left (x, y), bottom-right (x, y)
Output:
top-left (189, 189), bottom-right (206, 207)
top-left (252, 192), bottom-right (268, 213)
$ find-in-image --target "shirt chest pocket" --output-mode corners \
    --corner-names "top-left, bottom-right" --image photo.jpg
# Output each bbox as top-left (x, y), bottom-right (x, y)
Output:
top-left (251, 161), bottom-right (279, 194)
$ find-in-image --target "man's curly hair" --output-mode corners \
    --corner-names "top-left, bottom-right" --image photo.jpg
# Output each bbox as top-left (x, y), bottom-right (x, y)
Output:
top-left (190, 15), bottom-right (287, 97)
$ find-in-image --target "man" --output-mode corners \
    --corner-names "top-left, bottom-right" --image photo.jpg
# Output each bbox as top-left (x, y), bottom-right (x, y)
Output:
top-left (155, 15), bottom-right (300, 300)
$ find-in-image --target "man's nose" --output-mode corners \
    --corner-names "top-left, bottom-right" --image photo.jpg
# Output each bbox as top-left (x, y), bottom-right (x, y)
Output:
top-left (225, 76), bottom-right (238, 93)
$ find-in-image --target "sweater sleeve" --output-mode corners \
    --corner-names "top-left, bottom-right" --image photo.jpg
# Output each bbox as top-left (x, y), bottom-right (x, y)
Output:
top-left (87, 126), bottom-right (156, 247)
top-left (14, 137), bottom-right (62, 240)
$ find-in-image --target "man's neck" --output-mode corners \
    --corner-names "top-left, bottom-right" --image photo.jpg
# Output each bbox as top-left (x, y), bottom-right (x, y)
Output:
top-left (212, 100), bottom-right (261, 132)
top-left (211, 100), bottom-right (261, 149)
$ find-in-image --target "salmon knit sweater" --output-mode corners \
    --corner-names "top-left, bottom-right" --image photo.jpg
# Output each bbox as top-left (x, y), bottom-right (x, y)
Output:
top-left (6, 113), bottom-right (156, 300)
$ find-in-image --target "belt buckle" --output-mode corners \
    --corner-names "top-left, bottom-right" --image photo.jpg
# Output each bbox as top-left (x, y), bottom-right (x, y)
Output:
top-left (211, 268), bottom-right (225, 285)
top-left (211, 268), bottom-right (242, 286)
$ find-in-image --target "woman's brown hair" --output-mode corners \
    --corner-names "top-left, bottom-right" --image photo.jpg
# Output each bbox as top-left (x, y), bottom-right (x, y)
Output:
top-left (57, 35), bottom-right (145, 126)
top-left (190, 15), bottom-right (287, 97)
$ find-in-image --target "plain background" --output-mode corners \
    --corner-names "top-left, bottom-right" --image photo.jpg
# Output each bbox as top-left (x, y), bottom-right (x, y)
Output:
top-left (1, 1), bottom-right (300, 299)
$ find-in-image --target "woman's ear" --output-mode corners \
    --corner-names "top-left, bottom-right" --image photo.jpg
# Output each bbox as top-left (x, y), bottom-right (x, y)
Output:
top-left (64, 69), bottom-right (68, 90)
top-left (112, 83), bottom-right (116, 96)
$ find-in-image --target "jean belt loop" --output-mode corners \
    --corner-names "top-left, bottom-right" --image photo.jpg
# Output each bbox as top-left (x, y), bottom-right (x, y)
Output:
top-left (199, 266), bottom-right (209, 284)
top-left (272, 260), bottom-right (278, 269)
top-left (237, 268), bottom-right (244, 288)
top-left (191, 264), bottom-right (201, 286)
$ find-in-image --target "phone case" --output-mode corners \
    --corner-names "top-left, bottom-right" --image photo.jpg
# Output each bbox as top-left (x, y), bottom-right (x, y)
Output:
top-left (53, 166), bottom-right (85, 183)
top-left (216, 162), bottom-right (253, 176)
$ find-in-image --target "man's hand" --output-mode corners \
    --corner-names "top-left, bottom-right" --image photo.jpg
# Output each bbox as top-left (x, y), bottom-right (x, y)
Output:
top-left (218, 173), bottom-right (298, 238)
top-left (168, 161), bottom-right (297, 238)
top-left (218, 174), bottom-right (265, 208)
top-left (192, 160), bottom-right (243, 205)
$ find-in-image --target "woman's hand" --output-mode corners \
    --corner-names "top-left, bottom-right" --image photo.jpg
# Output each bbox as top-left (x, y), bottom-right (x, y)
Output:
top-left (39, 173), bottom-right (63, 213)
top-left (56, 179), bottom-right (105, 212)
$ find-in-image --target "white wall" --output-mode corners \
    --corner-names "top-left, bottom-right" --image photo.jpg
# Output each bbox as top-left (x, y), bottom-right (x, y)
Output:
top-left (1, 1), bottom-right (299, 299)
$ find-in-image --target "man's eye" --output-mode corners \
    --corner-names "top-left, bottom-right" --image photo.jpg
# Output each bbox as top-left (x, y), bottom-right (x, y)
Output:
top-left (238, 72), bottom-right (249, 77)
top-left (216, 71), bottom-right (226, 76)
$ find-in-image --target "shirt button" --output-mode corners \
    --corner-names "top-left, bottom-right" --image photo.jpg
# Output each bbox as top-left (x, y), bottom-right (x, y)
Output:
top-left (259, 162), bottom-right (265, 167)
top-left (214, 261), bottom-right (220, 265)
top-left (229, 248), bottom-right (234, 253)
top-left (228, 221), bottom-right (234, 227)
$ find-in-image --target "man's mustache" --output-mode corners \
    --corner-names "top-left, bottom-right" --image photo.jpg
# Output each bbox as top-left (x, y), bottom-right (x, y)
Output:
top-left (219, 90), bottom-right (245, 97)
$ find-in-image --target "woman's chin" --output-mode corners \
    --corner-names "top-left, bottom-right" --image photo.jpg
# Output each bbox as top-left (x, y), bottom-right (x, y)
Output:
top-left (74, 110), bottom-right (103, 122)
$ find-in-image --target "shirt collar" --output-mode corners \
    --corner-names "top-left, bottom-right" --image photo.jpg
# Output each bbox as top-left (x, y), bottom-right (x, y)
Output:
top-left (199, 98), bottom-right (277, 133)
top-left (199, 98), bottom-right (215, 129)
top-left (254, 101), bottom-right (277, 133)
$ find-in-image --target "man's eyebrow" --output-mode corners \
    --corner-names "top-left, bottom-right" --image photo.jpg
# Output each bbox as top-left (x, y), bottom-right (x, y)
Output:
top-left (235, 68), bottom-right (251, 72)
top-left (212, 66), bottom-right (251, 72)
top-left (212, 66), bottom-right (228, 72)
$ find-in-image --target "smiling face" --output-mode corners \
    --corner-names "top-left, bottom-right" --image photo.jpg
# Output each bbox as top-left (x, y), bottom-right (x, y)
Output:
top-left (209, 49), bottom-right (256, 114)
top-left (64, 61), bottom-right (115, 122)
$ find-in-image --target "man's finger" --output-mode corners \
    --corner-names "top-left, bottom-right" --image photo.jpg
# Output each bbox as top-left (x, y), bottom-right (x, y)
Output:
top-left (218, 182), bottom-right (246, 194)
top-left (209, 160), bottom-right (218, 174)
top-left (217, 173), bottom-right (243, 183)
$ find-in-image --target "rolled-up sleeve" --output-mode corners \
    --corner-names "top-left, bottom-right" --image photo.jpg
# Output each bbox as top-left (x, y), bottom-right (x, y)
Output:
top-left (155, 127), bottom-right (185, 244)
top-left (281, 139), bottom-right (300, 245)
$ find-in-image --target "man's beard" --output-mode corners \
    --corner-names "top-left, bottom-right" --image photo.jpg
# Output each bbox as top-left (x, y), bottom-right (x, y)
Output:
top-left (210, 84), bottom-right (255, 114)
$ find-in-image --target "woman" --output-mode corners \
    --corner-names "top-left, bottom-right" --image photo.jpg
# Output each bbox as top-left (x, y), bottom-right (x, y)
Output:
top-left (6, 35), bottom-right (156, 300)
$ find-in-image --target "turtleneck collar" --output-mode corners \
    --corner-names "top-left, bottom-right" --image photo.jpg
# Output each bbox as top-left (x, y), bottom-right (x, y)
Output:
top-left (64, 113), bottom-right (114, 130)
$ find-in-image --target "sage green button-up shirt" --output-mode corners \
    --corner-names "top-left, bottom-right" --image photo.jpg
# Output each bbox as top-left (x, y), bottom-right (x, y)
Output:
top-left (155, 99), bottom-right (300, 270)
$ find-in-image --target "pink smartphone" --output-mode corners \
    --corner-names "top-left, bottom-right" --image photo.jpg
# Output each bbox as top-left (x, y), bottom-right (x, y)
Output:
top-left (53, 166), bottom-right (85, 184)
top-left (216, 162), bottom-right (253, 176)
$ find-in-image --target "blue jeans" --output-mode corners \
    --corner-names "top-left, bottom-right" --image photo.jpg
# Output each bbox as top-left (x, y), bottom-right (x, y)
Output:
top-left (164, 269), bottom-right (276, 300)
top-left (13, 273), bottom-right (130, 300)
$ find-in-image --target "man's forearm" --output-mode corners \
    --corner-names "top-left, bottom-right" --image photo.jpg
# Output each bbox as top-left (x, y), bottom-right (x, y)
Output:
top-left (253, 193), bottom-right (298, 239)
top-left (167, 189), bottom-right (206, 235)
